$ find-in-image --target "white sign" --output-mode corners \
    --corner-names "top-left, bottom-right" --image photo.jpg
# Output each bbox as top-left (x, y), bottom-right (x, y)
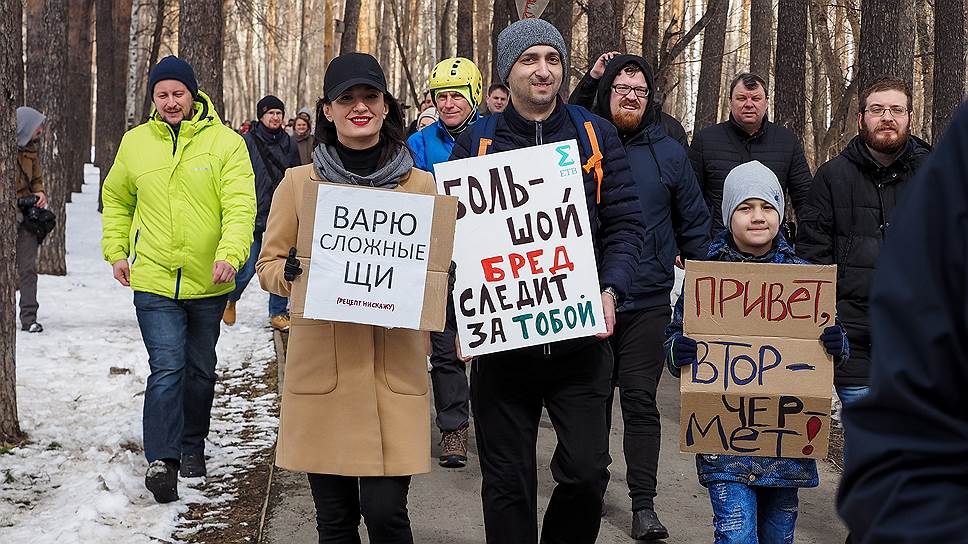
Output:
top-left (433, 140), bottom-right (605, 357)
top-left (515, 0), bottom-right (551, 19)
top-left (303, 184), bottom-right (436, 329)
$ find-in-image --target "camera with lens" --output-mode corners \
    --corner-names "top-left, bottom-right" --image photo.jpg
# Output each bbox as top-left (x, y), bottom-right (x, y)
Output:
top-left (17, 194), bottom-right (40, 210)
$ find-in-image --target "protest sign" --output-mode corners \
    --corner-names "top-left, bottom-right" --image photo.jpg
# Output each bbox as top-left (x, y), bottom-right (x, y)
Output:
top-left (433, 140), bottom-right (606, 357)
top-left (289, 181), bottom-right (457, 331)
top-left (681, 261), bottom-right (837, 459)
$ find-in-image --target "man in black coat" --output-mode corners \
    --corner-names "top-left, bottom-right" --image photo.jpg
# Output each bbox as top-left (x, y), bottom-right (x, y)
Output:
top-left (796, 77), bottom-right (930, 449)
top-left (571, 52), bottom-right (709, 540)
top-left (836, 102), bottom-right (967, 544)
top-left (689, 72), bottom-right (812, 235)
top-left (449, 18), bottom-right (645, 544)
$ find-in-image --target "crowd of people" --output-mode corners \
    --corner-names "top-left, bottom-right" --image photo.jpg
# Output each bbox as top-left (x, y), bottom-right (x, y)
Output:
top-left (11, 13), bottom-right (967, 544)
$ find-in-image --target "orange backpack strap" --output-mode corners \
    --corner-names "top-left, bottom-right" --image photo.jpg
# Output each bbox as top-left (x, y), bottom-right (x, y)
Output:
top-left (580, 121), bottom-right (605, 204)
top-left (477, 138), bottom-right (492, 156)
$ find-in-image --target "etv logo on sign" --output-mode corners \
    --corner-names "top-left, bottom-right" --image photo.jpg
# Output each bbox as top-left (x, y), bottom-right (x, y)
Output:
top-left (556, 145), bottom-right (577, 177)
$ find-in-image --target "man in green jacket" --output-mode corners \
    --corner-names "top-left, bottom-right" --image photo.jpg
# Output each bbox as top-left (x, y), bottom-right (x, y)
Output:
top-left (101, 56), bottom-right (256, 504)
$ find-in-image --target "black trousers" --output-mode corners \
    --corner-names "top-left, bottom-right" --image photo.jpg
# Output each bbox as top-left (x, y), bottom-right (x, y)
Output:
top-left (429, 295), bottom-right (469, 432)
top-left (471, 340), bottom-right (613, 544)
top-left (307, 473), bottom-right (413, 544)
top-left (606, 306), bottom-right (671, 512)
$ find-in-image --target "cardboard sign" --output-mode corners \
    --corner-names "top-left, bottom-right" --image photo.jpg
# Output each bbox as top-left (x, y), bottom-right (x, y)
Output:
top-left (681, 261), bottom-right (837, 459)
top-left (290, 181), bottom-right (457, 331)
top-left (433, 140), bottom-right (606, 356)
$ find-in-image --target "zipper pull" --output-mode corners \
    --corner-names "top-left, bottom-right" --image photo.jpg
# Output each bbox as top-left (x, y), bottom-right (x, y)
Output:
top-left (543, 343), bottom-right (551, 358)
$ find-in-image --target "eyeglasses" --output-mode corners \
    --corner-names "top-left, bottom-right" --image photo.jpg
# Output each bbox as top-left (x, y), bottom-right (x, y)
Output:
top-left (864, 105), bottom-right (909, 117)
top-left (612, 84), bottom-right (649, 99)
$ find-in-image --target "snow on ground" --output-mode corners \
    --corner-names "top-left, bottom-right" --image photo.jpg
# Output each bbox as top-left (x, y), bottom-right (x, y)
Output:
top-left (0, 165), bottom-right (279, 543)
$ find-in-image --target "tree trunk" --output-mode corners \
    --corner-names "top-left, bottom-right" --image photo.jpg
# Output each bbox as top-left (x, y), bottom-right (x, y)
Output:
top-left (915, 0), bottom-right (933, 140)
top-left (858, 0), bottom-right (915, 92)
top-left (932, 0), bottom-right (964, 142)
top-left (25, 0), bottom-right (45, 102)
top-left (491, 0), bottom-right (512, 83)
top-left (457, 0), bottom-right (473, 59)
top-left (694, 0), bottom-right (729, 131)
top-left (341, 0), bottom-right (362, 53)
top-left (774, 0), bottom-right (807, 138)
top-left (439, 0), bottom-right (454, 59)
top-left (140, 0), bottom-right (166, 124)
top-left (67, 0), bottom-right (94, 193)
top-left (543, 0), bottom-right (573, 96)
top-left (179, 0), bottom-right (223, 115)
top-left (749, 0), bottom-right (772, 87)
top-left (587, 0), bottom-right (621, 62)
top-left (641, 0), bottom-right (660, 67)
top-left (36, 0), bottom-right (69, 276)
top-left (95, 0), bottom-right (132, 211)
top-left (0, 0), bottom-right (24, 444)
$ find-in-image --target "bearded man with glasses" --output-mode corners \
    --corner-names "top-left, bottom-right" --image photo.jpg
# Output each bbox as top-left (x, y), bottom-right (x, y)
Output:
top-left (570, 53), bottom-right (711, 541)
top-left (797, 76), bottom-right (931, 469)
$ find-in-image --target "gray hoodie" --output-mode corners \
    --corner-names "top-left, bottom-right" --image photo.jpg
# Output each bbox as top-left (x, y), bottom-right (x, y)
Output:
top-left (16, 107), bottom-right (45, 148)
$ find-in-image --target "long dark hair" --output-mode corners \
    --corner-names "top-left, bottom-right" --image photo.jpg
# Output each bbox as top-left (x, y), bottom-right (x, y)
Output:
top-left (314, 89), bottom-right (411, 167)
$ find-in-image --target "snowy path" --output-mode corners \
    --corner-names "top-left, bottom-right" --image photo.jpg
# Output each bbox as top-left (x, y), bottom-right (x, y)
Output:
top-left (0, 165), bottom-right (278, 543)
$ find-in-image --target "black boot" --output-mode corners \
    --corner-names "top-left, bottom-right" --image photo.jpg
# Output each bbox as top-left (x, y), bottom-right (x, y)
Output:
top-left (631, 508), bottom-right (669, 540)
top-left (145, 459), bottom-right (179, 503)
top-left (180, 452), bottom-right (207, 478)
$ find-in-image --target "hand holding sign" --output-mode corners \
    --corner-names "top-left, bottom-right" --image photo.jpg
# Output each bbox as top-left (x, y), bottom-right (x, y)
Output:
top-left (284, 247), bottom-right (303, 282)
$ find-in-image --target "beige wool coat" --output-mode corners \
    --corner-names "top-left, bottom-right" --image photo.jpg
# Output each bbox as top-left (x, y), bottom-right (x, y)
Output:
top-left (257, 163), bottom-right (433, 477)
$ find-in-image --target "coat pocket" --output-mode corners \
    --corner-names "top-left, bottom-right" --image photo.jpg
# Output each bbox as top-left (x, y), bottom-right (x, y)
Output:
top-left (285, 321), bottom-right (338, 395)
top-left (382, 328), bottom-right (429, 396)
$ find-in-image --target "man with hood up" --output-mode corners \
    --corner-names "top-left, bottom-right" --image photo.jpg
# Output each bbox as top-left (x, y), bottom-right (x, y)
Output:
top-left (15, 106), bottom-right (48, 333)
top-left (574, 54), bottom-right (710, 541)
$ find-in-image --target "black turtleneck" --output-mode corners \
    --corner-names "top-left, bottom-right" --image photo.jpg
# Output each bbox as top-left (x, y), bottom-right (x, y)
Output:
top-left (335, 140), bottom-right (383, 177)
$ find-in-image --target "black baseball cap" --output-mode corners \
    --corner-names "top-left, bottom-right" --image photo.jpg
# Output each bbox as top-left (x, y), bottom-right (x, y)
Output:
top-left (324, 53), bottom-right (388, 101)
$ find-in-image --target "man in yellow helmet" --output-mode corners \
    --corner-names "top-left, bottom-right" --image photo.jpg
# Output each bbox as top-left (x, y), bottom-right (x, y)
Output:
top-left (406, 57), bottom-right (483, 469)
top-left (408, 57), bottom-right (483, 172)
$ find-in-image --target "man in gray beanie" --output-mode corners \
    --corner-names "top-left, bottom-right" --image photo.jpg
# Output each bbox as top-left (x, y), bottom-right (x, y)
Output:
top-left (449, 17), bottom-right (646, 544)
top-left (15, 106), bottom-right (48, 333)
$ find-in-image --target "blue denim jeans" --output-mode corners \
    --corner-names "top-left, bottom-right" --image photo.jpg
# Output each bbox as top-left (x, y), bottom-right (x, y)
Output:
top-left (836, 385), bottom-right (871, 467)
top-left (228, 230), bottom-right (288, 317)
top-left (708, 482), bottom-right (799, 544)
top-left (134, 291), bottom-right (227, 463)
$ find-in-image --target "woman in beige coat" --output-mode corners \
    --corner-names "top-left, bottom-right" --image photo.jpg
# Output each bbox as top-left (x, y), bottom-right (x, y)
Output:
top-left (256, 52), bottom-right (432, 544)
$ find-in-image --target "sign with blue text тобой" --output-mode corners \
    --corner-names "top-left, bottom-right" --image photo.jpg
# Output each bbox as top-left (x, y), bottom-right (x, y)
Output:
top-left (681, 261), bottom-right (837, 459)
top-left (433, 140), bottom-right (606, 357)
top-left (297, 182), bottom-right (456, 331)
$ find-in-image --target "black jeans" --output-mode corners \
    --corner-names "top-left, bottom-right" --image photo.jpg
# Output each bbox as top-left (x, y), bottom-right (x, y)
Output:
top-left (429, 295), bottom-right (469, 432)
top-left (471, 340), bottom-right (613, 544)
top-left (307, 473), bottom-right (413, 544)
top-left (606, 306), bottom-right (671, 512)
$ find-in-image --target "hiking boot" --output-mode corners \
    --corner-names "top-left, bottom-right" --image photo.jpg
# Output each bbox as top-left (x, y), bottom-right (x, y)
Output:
top-left (222, 300), bottom-right (237, 326)
top-left (180, 452), bottom-right (206, 478)
top-left (270, 314), bottom-right (290, 331)
top-left (438, 424), bottom-right (468, 468)
top-left (631, 508), bottom-right (669, 540)
top-left (145, 460), bottom-right (179, 503)
top-left (22, 322), bottom-right (43, 333)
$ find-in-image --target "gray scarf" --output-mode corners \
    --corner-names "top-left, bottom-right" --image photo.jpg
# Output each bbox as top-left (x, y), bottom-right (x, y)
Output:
top-left (312, 143), bottom-right (414, 189)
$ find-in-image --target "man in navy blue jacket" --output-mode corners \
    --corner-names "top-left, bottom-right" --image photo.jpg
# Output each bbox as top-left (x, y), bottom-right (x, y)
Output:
top-left (837, 105), bottom-right (965, 544)
top-left (450, 19), bottom-right (645, 544)
top-left (576, 53), bottom-right (709, 541)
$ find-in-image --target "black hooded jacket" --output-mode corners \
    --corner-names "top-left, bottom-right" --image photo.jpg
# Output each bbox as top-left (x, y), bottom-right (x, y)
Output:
top-left (836, 104), bottom-right (963, 544)
top-left (571, 55), bottom-right (709, 311)
top-left (689, 114), bottom-right (813, 234)
top-left (796, 133), bottom-right (931, 385)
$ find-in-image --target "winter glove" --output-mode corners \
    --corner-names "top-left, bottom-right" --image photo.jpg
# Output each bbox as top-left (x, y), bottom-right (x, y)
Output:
top-left (284, 247), bottom-right (302, 282)
top-left (820, 325), bottom-right (845, 359)
top-left (672, 335), bottom-right (698, 368)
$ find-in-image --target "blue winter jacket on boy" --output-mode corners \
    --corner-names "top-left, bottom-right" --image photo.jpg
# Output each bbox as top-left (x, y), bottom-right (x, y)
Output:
top-left (664, 230), bottom-right (849, 488)
top-left (407, 112), bottom-right (482, 173)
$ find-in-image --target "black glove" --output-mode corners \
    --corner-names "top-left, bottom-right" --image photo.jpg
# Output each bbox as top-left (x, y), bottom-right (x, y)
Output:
top-left (672, 335), bottom-right (698, 368)
top-left (820, 325), bottom-right (845, 359)
top-left (284, 247), bottom-right (302, 282)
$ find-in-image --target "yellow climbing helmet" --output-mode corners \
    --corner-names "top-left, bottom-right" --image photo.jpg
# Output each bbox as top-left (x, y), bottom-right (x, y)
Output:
top-left (429, 57), bottom-right (483, 107)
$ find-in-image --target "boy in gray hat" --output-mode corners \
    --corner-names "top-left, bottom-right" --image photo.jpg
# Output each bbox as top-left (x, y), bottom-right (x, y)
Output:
top-left (449, 17), bottom-right (645, 544)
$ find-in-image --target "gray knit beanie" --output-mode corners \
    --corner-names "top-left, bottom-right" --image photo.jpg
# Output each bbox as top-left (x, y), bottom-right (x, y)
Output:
top-left (496, 18), bottom-right (568, 83)
top-left (721, 161), bottom-right (785, 229)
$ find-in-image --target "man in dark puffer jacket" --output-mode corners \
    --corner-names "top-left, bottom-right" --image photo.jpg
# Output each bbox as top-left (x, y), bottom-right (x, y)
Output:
top-left (689, 72), bottom-right (812, 235)
top-left (572, 52), bottom-right (709, 541)
top-left (450, 19), bottom-right (644, 544)
top-left (796, 77), bottom-right (930, 443)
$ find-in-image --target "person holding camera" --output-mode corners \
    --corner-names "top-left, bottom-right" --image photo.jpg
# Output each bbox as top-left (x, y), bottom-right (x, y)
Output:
top-left (15, 106), bottom-right (48, 333)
